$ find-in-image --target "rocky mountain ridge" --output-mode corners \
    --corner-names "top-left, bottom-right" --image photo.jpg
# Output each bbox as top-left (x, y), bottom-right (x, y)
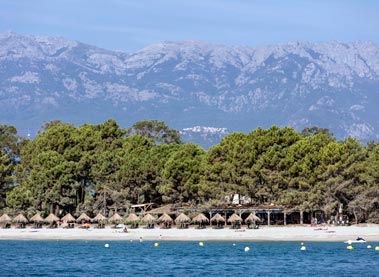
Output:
top-left (1, 32), bottom-right (379, 147)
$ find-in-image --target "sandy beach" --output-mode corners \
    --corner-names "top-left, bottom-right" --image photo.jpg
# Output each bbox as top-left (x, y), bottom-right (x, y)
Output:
top-left (1, 224), bottom-right (378, 242)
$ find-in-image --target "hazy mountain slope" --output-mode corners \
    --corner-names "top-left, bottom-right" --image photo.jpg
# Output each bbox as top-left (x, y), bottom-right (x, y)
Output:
top-left (1, 32), bottom-right (379, 146)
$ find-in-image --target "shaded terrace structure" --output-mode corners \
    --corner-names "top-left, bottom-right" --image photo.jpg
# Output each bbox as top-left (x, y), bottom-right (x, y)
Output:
top-left (154, 204), bottom-right (314, 227)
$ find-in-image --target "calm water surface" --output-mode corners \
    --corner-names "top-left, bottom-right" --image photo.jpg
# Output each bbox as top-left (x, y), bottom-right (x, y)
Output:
top-left (0, 241), bottom-right (378, 276)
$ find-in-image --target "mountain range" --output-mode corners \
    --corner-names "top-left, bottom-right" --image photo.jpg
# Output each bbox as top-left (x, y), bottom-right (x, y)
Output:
top-left (1, 32), bottom-right (379, 147)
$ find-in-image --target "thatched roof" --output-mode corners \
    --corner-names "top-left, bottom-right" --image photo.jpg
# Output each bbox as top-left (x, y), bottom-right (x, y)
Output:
top-left (13, 213), bottom-right (28, 223)
top-left (141, 213), bottom-right (156, 223)
top-left (157, 213), bottom-right (173, 223)
top-left (92, 213), bottom-right (107, 223)
top-left (30, 213), bottom-right (44, 223)
top-left (174, 213), bottom-right (191, 224)
top-left (210, 213), bottom-right (225, 223)
top-left (0, 213), bottom-right (12, 223)
top-left (76, 212), bottom-right (91, 222)
top-left (125, 213), bottom-right (139, 223)
top-left (61, 213), bottom-right (76, 223)
top-left (44, 213), bottom-right (59, 223)
top-left (108, 212), bottom-right (123, 223)
top-left (149, 204), bottom-right (174, 214)
top-left (227, 213), bottom-right (242, 223)
top-left (245, 213), bottom-right (261, 223)
top-left (192, 213), bottom-right (209, 223)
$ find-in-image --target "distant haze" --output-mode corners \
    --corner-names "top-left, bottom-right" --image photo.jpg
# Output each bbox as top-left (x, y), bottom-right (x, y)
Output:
top-left (1, 1), bottom-right (378, 52)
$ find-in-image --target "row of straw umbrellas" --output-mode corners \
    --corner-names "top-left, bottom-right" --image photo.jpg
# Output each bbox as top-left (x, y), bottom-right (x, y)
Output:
top-left (0, 211), bottom-right (261, 228)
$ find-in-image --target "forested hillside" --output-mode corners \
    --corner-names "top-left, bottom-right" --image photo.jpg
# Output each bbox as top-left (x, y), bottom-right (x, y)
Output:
top-left (0, 120), bottom-right (378, 223)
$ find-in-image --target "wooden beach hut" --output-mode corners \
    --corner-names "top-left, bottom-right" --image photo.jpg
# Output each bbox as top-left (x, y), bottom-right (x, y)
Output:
top-left (227, 213), bottom-right (242, 229)
top-left (210, 213), bottom-right (225, 229)
top-left (92, 213), bottom-right (107, 228)
top-left (44, 213), bottom-right (59, 228)
top-left (76, 212), bottom-right (91, 224)
top-left (157, 213), bottom-right (173, 229)
top-left (245, 213), bottom-right (261, 229)
top-left (174, 213), bottom-right (191, 229)
top-left (125, 213), bottom-right (140, 229)
top-left (108, 212), bottom-right (123, 227)
top-left (142, 213), bottom-right (156, 229)
top-left (30, 213), bottom-right (44, 228)
top-left (61, 213), bottom-right (76, 228)
top-left (0, 213), bottom-right (12, 228)
top-left (192, 213), bottom-right (209, 229)
top-left (13, 213), bottom-right (28, 229)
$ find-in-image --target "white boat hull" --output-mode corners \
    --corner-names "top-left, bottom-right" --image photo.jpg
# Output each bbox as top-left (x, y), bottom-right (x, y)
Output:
top-left (344, 240), bottom-right (366, 244)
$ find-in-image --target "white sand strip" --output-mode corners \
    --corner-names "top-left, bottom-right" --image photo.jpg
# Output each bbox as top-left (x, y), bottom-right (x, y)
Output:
top-left (0, 225), bottom-right (378, 242)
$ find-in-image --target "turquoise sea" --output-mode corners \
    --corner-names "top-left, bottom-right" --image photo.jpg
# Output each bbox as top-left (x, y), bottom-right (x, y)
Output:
top-left (0, 241), bottom-right (378, 276)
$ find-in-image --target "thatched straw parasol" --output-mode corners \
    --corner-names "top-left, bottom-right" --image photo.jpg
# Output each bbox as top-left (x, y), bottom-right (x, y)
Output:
top-left (126, 213), bottom-right (139, 223)
top-left (157, 213), bottom-right (173, 223)
top-left (175, 213), bottom-right (191, 229)
top-left (108, 212), bottom-right (123, 224)
top-left (0, 213), bottom-right (12, 223)
top-left (61, 213), bottom-right (76, 223)
top-left (76, 212), bottom-right (91, 223)
top-left (211, 213), bottom-right (225, 229)
top-left (157, 213), bottom-right (173, 229)
top-left (227, 213), bottom-right (242, 229)
top-left (126, 213), bottom-right (139, 228)
top-left (175, 213), bottom-right (191, 224)
top-left (92, 213), bottom-right (107, 229)
top-left (30, 213), bottom-right (44, 223)
top-left (44, 213), bottom-right (59, 223)
top-left (141, 213), bottom-right (156, 223)
top-left (30, 213), bottom-right (44, 228)
top-left (13, 213), bottom-right (28, 223)
top-left (192, 213), bottom-right (209, 224)
top-left (141, 213), bottom-right (156, 228)
top-left (227, 213), bottom-right (242, 223)
top-left (210, 213), bottom-right (225, 223)
top-left (92, 213), bottom-right (107, 223)
top-left (245, 213), bottom-right (261, 223)
top-left (13, 213), bottom-right (28, 228)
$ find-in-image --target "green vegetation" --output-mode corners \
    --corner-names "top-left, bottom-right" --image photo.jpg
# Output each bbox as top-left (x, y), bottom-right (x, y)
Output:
top-left (1, 121), bottom-right (378, 223)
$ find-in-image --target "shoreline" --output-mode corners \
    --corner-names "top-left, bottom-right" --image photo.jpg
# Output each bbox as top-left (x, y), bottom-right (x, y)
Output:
top-left (0, 224), bottom-right (378, 242)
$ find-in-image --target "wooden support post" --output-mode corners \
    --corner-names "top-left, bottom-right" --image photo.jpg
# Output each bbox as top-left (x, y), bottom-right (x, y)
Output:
top-left (224, 211), bottom-right (227, 226)
top-left (300, 210), bottom-right (304, 225)
top-left (209, 211), bottom-right (212, 226)
top-left (284, 211), bottom-right (287, 226)
top-left (267, 210), bottom-right (271, 226)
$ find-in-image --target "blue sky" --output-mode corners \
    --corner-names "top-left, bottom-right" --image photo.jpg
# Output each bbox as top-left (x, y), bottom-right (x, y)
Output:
top-left (1, 0), bottom-right (378, 52)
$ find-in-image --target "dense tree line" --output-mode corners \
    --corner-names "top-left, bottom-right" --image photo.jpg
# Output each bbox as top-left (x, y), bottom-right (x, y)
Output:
top-left (0, 120), bottom-right (378, 223)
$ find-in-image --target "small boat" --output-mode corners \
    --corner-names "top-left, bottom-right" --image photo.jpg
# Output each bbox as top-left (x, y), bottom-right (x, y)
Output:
top-left (344, 237), bottom-right (366, 243)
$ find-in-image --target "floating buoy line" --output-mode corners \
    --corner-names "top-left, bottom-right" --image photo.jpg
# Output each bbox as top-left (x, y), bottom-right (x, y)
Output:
top-left (101, 241), bottom-right (379, 254)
